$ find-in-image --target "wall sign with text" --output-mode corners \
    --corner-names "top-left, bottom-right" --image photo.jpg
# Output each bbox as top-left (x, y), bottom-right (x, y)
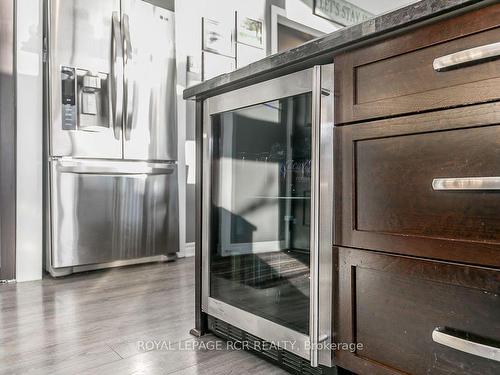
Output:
top-left (313, 0), bottom-right (373, 26)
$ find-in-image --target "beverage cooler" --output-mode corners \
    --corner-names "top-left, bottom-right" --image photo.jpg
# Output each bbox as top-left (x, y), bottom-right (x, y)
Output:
top-left (201, 65), bottom-right (335, 368)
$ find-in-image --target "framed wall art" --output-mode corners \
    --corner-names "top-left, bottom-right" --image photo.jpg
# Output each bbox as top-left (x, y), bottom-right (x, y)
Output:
top-left (236, 12), bottom-right (264, 49)
top-left (202, 17), bottom-right (235, 57)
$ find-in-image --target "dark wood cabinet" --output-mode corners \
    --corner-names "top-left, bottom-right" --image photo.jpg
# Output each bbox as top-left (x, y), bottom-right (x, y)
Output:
top-left (331, 3), bottom-right (500, 375)
top-left (335, 3), bottom-right (500, 124)
top-left (335, 247), bottom-right (500, 375)
top-left (335, 101), bottom-right (500, 267)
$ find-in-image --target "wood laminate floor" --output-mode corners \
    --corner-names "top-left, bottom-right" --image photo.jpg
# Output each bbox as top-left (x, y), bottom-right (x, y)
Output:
top-left (0, 258), bottom-right (288, 375)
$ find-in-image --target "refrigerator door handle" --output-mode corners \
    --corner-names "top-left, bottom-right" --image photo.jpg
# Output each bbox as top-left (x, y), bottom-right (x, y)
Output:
top-left (56, 159), bottom-right (175, 175)
top-left (122, 13), bottom-right (134, 141)
top-left (111, 12), bottom-right (124, 140)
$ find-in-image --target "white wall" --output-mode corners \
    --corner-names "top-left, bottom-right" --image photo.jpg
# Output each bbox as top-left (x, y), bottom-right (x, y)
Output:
top-left (15, 0), bottom-right (43, 282)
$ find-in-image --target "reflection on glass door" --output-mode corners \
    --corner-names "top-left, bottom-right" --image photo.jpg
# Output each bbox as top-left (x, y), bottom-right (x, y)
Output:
top-left (210, 93), bottom-right (312, 334)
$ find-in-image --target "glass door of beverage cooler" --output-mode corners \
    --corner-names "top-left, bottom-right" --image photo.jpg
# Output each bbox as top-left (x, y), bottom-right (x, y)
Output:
top-left (202, 65), bottom-right (334, 367)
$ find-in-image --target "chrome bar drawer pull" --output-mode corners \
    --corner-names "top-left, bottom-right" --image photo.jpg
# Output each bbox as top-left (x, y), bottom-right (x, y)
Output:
top-left (432, 177), bottom-right (500, 191)
top-left (433, 42), bottom-right (500, 71)
top-left (432, 328), bottom-right (500, 362)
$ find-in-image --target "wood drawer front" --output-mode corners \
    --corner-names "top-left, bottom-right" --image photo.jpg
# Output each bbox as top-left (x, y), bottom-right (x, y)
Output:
top-left (336, 247), bottom-right (500, 375)
top-left (335, 3), bottom-right (500, 124)
top-left (335, 102), bottom-right (500, 267)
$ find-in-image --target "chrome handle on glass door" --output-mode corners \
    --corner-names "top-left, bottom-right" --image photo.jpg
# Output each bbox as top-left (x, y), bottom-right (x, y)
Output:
top-left (111, 12), bottom-right (124, 140)
top-left (309, 66), bottom-right (321, 368)
top-left (122, 13), bottom-right (134, 141)
top-left (310, 64), bottom-right (335, 368)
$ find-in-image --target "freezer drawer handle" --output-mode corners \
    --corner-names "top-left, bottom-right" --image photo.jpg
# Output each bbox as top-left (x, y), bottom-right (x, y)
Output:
top-left (433, 42), bottom-right (500, 71)
top-left (432, 177), bottom-right (500, 191)
top-left (432, 328), bottom-right (500, 362)
top-left (111, 12), bottom-right (124, 140)
top-left (122, 13), bottom-right (134, 141)
top-left (57, 161), bottom-right (175, 176)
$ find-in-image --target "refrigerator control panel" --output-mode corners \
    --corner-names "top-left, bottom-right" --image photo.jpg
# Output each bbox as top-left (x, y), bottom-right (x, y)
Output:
top-left (61, 66), bottom-right (77, 130)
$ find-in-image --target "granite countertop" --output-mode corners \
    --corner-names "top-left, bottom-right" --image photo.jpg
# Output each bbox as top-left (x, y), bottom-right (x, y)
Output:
top-left (184, 0), bottom-right (492, 100)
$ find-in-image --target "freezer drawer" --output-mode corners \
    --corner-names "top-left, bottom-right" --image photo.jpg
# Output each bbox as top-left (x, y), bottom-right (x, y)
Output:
top-left (49, 159), bottom-right (179, 268)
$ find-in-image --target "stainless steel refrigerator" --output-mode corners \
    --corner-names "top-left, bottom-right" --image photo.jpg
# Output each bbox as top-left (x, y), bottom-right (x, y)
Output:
top-left (44, 0), bottom-right (179, 277)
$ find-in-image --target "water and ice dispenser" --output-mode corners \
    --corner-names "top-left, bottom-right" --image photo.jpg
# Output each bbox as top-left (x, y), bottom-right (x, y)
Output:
top-left (60, 66), bottom-right (110, 131)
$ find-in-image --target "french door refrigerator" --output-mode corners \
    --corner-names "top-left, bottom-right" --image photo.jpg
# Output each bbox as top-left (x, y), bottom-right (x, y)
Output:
top-left (44, 0), bottom-right (179, 277)
top-left (202, 65), bottom-right (335, 368)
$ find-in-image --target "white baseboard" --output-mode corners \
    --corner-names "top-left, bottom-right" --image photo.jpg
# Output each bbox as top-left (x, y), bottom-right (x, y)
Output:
top-left (183, 242), bottom-right (195, 257)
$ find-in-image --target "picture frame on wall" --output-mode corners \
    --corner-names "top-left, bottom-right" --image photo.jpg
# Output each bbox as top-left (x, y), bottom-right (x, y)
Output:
top-left (236, 12), bottom-right (264, 49)
top-left (202, 51), bottom-right (236, 81)
top-left (202, 17), bottom-right (235, 57)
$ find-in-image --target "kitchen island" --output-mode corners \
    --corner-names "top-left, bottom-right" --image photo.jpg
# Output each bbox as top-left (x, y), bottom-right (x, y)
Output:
top-left (185, 1), bottom-right (500, 374)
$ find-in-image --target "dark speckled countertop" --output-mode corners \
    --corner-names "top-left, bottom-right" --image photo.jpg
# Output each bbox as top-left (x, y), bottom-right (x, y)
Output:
top-left (184, 0), bottom-right (494, 100)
